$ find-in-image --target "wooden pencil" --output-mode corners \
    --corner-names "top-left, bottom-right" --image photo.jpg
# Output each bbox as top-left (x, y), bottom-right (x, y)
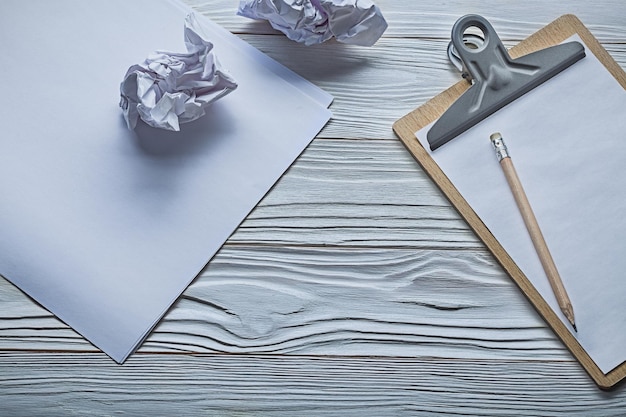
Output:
top-left (489, 132), bottom-right (576, 331)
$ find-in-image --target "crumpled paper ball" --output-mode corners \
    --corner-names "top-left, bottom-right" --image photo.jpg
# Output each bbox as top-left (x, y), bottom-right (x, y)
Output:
top-left (237, 0), bottom-right (387, 46)
top-left (120, 14), bottom-right (237, 131)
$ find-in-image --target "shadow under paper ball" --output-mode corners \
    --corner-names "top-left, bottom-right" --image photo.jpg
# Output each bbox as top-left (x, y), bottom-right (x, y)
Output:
top-left (129, 101), bottom-right (235, 159)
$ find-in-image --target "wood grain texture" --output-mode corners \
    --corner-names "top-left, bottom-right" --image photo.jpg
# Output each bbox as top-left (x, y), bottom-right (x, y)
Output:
top-left (1, 246), bottom-right (565, 359)
top-left (190, 0), bottom-right (626, 42)
top-left (4, 353), bottom-right (624, 417)
top-left (2, 0), bottom-right (626, 413)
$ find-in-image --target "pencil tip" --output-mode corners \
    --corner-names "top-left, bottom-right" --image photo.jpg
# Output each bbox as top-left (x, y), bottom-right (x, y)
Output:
top-left (572, 323), bottom-right (577, 332)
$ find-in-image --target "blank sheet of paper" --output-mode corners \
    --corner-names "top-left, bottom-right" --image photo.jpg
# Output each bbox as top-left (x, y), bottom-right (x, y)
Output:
top-left (0, 0), bottom-right (331, 362)
top-left (417, 37), bottom-right (626, 374)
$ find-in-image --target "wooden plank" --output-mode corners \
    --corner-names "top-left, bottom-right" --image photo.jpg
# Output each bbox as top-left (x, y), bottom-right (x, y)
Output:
top-left (2, 353), bottom-right (625, 416)
top-left (184, 0), bottom-right (626, 43)
top-left (0, 246), bottom-right (567, 360)
top-left (234, 139), bottom-right (477, 248)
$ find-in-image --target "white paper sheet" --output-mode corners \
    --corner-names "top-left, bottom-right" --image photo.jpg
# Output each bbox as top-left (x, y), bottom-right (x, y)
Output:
top-left (0, 0), bottom-right (332, 363)
top-left (417, 37), bottom-right (626, 373)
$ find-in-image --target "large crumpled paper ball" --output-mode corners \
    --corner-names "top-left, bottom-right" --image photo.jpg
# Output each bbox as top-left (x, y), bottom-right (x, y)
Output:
top-left (120, 14), bottom-right (237, 131)
top-left (237, 0), bottom-right (387, 46)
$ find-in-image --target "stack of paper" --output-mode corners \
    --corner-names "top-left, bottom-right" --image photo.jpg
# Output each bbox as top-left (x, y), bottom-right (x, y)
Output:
top-left (0, 0), bottom-right (332, 362)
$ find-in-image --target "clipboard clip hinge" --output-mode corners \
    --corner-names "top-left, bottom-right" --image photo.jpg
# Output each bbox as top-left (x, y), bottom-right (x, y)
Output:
top-left (428, 14), bottom-right (585, 151)
top-left (447, 32), bottom-right (484, 83)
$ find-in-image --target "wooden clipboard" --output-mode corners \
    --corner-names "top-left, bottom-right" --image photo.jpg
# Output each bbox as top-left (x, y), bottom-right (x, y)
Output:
top-left (392, 14), bottom-right (626, 389)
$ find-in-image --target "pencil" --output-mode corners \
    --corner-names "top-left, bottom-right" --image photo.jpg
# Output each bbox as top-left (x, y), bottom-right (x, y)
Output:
top-left (489, 132), bottom-right (577, 331)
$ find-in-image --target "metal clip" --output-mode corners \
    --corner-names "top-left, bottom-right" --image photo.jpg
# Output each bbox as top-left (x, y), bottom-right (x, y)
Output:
top-left (428, 15), bottom-right (585, 151)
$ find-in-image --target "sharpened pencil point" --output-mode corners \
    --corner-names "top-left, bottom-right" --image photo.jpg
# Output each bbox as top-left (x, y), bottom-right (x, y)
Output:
top-left (572, 323), bottom-right (577, 332)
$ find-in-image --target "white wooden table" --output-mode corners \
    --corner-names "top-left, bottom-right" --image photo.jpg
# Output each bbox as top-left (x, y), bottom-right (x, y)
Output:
top-left (2, 1), bottom-right (626, 415)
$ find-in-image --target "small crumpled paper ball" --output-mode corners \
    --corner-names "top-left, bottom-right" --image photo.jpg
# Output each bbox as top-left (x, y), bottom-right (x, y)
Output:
top-left (120, 14), bottom-right (237, 131)
top-left (237, 0), bottom-right (388, 46)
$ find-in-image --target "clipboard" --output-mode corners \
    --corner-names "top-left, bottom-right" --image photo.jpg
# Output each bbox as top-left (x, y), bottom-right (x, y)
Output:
top-left (393, 14), bottom-right (626, 389)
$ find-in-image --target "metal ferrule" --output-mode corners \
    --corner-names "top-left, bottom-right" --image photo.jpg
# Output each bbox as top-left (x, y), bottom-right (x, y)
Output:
top-left (490, 132), bottom-right (510, 161)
